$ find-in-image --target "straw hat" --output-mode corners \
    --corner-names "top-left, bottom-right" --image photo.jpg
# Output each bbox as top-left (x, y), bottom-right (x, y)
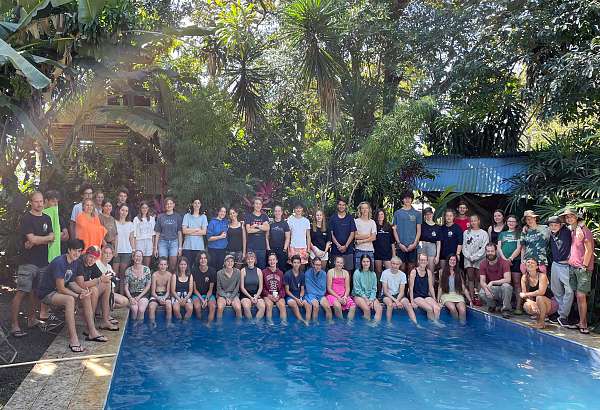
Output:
top-left (522, 210), bottom-right (539, 222)
top-left (559, 208), bottom-right (583, 221)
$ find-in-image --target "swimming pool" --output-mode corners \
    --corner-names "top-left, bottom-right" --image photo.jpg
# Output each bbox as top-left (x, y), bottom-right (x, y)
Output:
top-left (105, 310), bottom-right (600, 409)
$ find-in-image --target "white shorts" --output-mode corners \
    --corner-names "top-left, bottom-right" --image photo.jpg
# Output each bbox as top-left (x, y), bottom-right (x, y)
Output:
top-left (136, 238), bottom-right (153, 257)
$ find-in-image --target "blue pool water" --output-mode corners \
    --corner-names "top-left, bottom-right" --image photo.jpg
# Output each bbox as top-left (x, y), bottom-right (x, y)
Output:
top-left (106, 310), bottom-right (600, 409)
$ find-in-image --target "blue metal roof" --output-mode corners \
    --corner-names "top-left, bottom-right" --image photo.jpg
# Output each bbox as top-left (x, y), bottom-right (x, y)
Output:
top-left (414, 155), bottom-right (528, 194)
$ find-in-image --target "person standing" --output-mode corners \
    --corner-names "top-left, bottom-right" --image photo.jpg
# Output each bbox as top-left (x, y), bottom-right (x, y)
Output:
top-left (437, 209), bottom-right (464, 275)
top-left (418, 207), bottom-right (440, 277)
top-left (392, 191), bottom-right (421, 274)
top-left (287, 203), bottom-right (311, 269)
top-left (111, 187), bottom-right (137, 220)
top-left (479, 243), bottom-right (513, 318)
top-left (520, 210), bottom-right (550, 274)
top-left (488, 209), bottom-right (507, 245)
top-left (153, 197), bottom-right (183, 273)
top-left (561, 209), bottom-right (595, 335)
top-left (497, 215), bottom-right (523, 314)
top-left (93, 191), bottom-right (104, 214)
top-left (354, 202), bottom-right (377, 270)
top-left (69, 183), bottom-right (93, 238)
top-left (462, 215), bottom-right (489, 302)
top-left (455, 201), bottom-right (470, 232)
top-left (245, 197), bottom-right (270, 269)
top-left (43, 190), bottom-right (69, 258)
top-left (227, 207), bottom-right (246, 269)
top-left (113, 204), bottom-right (135, 293)
top-left (99, 201), bottom-right (118, 254)
top-left (309, 209), bottom-right (331, 264)
top-left (181, 199), bottom-right (208, 264)
top-left (133, 201), bottom-right (155, 267)
top-left (268, 205), bottom-right (290, 272)
top-left (207, 206), bottom-right (229, 270)
top-left (329, 197), bottom-right (357, 272)
top-left (75, 199), bottom-right (106, 250)
top-left (373, 208), bottom-right (395, 294)
top-left (547, 215), bottom-right (574, 327)
top-left (10, 192), bottom-right (55, 337)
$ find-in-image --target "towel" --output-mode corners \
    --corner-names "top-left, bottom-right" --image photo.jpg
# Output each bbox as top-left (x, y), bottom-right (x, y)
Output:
top-left (43, 205), bottom-right (61, 262)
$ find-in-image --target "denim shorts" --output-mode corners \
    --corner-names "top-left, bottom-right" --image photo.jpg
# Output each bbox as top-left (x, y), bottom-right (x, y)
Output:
top-left (158, 239), bottom-right (179, 258)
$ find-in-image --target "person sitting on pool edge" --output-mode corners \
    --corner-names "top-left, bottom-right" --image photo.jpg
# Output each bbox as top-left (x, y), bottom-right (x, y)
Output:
top-left (437, 254), bottom-right (471, 324)
top-left (381, 256), bottom-right (418, 325)
top-left (520, 258), bottom-right (559, 329)
top-left (124, 250), bottom-right (152, 321)
top-left (409, 253), bottom-right (443, 326)
top-left (327, 256), bottom-right (356, 320)
top-left (148, 257), bottom-right (172, 324)
top-left (352, 254), bottom-right (382, 322)
top-left (171, 257), bottom-right (194, 320)
top-left (262, 252), bottom-right (288, 323)
top-left (304, 257), bottom-right (333, 321)
top-left (216, 254), bottom-right (242, 319)
top-left (478, 243), bottom-right (513, 318)
top-left (36, 239), bottom-right (107, 353)
top-left (284, 255), bottom-right (309, 324)
top-left (240, 251), bottom-right (266, 320)
top-left (191, 251), bottom-right (217, 322)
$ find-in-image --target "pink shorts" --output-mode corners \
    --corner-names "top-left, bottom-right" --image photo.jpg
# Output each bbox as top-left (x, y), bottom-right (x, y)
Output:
top-left (326, 294), bottom-right (355, 310)
top-left (289, 247), bottom-right (309, 264)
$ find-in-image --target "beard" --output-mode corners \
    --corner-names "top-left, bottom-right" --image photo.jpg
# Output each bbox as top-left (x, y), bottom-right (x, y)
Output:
top-left (486, 254), bottom-right (496, 261)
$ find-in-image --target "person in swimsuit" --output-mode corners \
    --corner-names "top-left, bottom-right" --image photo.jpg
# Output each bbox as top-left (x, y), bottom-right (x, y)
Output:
top-left (284, 255), bottom-right (309, 324)
top-left (261, 252), bottom-right (287, 322)
top-left (437, 254), bottom-right (471, 324)
top-left (304, 257), bottom-right (333, 321)
top-left (240, 251), bottom-right (266, 319)
top-left (326, 256), bottom-right (356, 320)
top-left (520, 258), bottom-right (558, 329)
top-left (124, 250), bottom-right (152, 320)
top-left (352, 254), bottom-right (383, 321)
top-left (191, 251), bottom-right (217, 322)
top-left (216, 254), bottom-right (242, 319)
top-left (381, 256), bottom-right (418, 324)
top-left (148, 257), bottom-right (173, 324)
top-left (409, 253), bottom-right (443, 325)
top-left (170, 257), bottom-right (194, 320)
top-left (227, 207), bottom-right (246, 269)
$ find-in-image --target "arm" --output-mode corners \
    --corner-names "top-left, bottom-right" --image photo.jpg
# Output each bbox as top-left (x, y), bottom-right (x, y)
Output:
top-left (129, 230), bottom-right (135, 251)
top-left (61, 228), bottom-right (69, 241)
top-left (396, 284), bottom-right (405, 303)
top-left (153, 231), bottom-right (160, 256)
top-left (151, 275), bottom-right (158, 299)
top-left (343, 272), bottom-right (351, 298)
top-left (242, 224), bottom-right (247, 255)
top-left (353, 272), bottom-right (362, 297)
top-left (456, 244), bottom-right (462, 259)
top-left (185, 276), bottom-right (194, 299)
top-left (285, 284), bottom-right (294, 298)
top-left (392, 225), bottom-right (400, 245)
top-left (522, 274), bottom-right (550, 299)
top-left (170, 274), bottom-right (177, 298)
top-left (216, 273), bottom-right (223, 298)
top-left (497, 240), bottom-right (507, 260)
top-left (509, 243), bottom-right (522, 262)
top-left (583, 235), bottom-right (594, 269)
top-left (284, 230), bottom-right (291, 252)
top-left (428, 270), bottom-right (436, 298)
top-left (344, 231), bottom-right (355, 248)
top-left (75, 274), bottom-right (100, 290)
top-left (489, 270), bottom-right (512, 286)
top-left (259, 220), bottom-right (270, 233)
top-left (177, 230), bottom-right (183, 256)
top-left (56, 278), bottom-right (80, 298)
top-left (410, 223), bottom-right (421, 250)
top-left (25, 232), bottom-right (55, 246)
top-left (434, 240), bottom-right (441, 263)
top-left (256, 271), bottom-right (263, 298)
top-left (206, 282), bottom-right (214, 299)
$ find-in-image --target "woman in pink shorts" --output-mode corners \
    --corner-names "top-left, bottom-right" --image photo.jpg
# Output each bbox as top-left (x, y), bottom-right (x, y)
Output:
top-left (326, 256), bottom-right (356, 319)
top-left (520, 258), bottom-right (558, 329)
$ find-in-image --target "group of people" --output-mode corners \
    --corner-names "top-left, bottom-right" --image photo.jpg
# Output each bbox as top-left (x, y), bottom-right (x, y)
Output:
top-left (9, 186), bottom-right (596, 353)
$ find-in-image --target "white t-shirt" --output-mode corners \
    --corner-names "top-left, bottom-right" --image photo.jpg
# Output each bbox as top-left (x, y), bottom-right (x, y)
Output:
top-left (380, 269), bottom-right (407, 296)
top-left (134, 215), bottom-right (156, 241)
top-left (354, 218), bottom-right (377, 252)
top-left (96, 260), bottom-right (115, 275)
top-left (70, 202), bottom-right (83, 222)
top-left (116, 221), bottom-right (135, 254)
top-left (287, 216), bottom-right (310, 248)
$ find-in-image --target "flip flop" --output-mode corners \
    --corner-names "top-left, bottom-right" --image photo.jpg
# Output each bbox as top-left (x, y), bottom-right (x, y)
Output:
top-left (108, 317), bottom-right (119, 325)
top-left (85, 334), bottom-right (108, 342)
top-left (69, 344), bottom-right (86, 353)
top-left (99, 325), bottom-right (119, 331)
top-left (11, 330), bottom-right (27, 338)
top-left (579, 327), bottom-right (590, 334)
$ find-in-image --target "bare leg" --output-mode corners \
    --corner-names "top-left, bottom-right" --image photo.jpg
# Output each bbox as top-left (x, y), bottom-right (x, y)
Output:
top-left (355, 297), bottom-right (371, 320)
top-left (320, 297), bottom-right (332, 321)
top-left (137, 298), bottom-right (149, 320)
top-left (264, 298), bottom-right (274, 321)
top-left (241, 298), bottom-right (253, 319)
top-left (216, 297), bottom-right (226, 319)
top-left (445, 302), bottom-right (458, 319)
top-left (457, 302), bottom-right (467, 323)
top-left (347, 306), bottom-right (356, 320)
top-left (232, 298), bottom-right (242, 318)
top-left (255, 299), bottom-right (265, 320)
top-left (51, 294), bottom-right (80, 347)
top-left (184, 301), bottom-right (193, 319)
top-left (401, 298), bottom-right (418, 324)
top-left (173, 301), bottom-right (182, 320)
top-left (193, 298), bottom-right (203, 319)
top-left (332, 300), bottom-right (343, 319)
top-left (373, 299), bottom-right (383, 321)
top-left (512, 272), bottom-right (522, 312)
top-left (577, 292), bottom-right (588, 330)
top-left (168, 257), bottom-right (177, 274)
top-left (288, 299), bottom-right (303, 321)
top-left (414, 297), bottom-right (434, 320)
top-left (10, 291), bottom-right (26, 332)
top-left (276, 299), bottom-right (287, 321)
top-left (383, 297), bottom-right (394, 322)
top-left (80, 296), bottom-right (101, 339)
top-left (207, 299), bottom-right (216, 322)
top-left (148, 301), bottom-right (158, 321)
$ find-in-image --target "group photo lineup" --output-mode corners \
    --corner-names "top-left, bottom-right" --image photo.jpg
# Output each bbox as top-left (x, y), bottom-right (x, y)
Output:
top-left (1, 0), bottom-right (599, 408)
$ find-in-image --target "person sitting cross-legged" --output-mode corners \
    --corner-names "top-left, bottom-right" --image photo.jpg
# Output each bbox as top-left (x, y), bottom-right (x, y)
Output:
top-left (36, 239), bottom-right (107, 353)
top-left (478, 243), bottom-right (513, 318)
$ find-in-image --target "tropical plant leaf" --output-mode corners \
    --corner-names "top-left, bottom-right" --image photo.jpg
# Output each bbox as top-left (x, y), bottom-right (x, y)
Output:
top-left (0, 22), bottom-right (19, 40)
top-left (0, 38), bottom-right (51, 89)
top-left (97, 106), bottom-right (168, 139)
top-left (78, 0), bottom-right (107, 25)
top-left (14, 0), bottom-right (72, 31)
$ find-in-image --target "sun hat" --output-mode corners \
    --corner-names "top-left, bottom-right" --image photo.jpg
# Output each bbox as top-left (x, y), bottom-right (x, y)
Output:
top-left (559, 208), bottom-right (583, 221)
top-left (522, 210), bottom-right (539, 222)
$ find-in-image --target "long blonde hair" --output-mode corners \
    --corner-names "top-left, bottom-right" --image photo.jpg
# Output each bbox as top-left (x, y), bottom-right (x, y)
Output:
top-left (356, 201), bottom-right (372, 219)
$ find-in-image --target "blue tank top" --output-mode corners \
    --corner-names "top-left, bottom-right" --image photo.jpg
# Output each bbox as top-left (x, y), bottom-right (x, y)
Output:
top-left (413, 269), bottom-right (430, 299)
top-left (244, 266), bottom-right (260, 294)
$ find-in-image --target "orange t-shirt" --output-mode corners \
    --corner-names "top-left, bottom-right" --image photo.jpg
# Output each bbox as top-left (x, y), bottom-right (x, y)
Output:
top-left (76, 213), bottom-right (107, 250)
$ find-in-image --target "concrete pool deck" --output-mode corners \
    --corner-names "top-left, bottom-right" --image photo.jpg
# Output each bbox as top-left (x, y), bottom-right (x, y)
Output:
top-left (4, 307), bottom-right (599, 409)
top-left (4, 309), bottom-right (127, 410)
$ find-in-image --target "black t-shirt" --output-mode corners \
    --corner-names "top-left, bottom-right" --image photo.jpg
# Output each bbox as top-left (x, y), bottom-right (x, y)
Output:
top-left (310, 228), bottom-right (330, 251)
top-left (59, 215), bottom-right (68, 254)
top-left (439, 224), bottom-right (464, 259)
top-left (374, 224), bottom-right (394, 259)
top-left (192, 265), bottom-right (217, 295)
top-left (269, 220), bottom-right (290, 249)
top-left (245, 212), bottom-right (269, 250)
top-left (421, 222), bottom-right (440, 243)
top-left (77, 261), bottom-right (103, 281)
top-left (550, 225), bottom-right (572, 262)
top-left (20, 212), bottom-right (53, 267)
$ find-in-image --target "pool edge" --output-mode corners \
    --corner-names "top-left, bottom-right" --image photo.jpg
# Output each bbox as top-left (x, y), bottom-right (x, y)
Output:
top-left (101, 309), bottom-right (130, 410)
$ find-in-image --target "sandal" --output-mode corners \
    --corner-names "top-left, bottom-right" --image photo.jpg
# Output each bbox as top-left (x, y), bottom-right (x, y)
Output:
top-left (11, 329), bottom-right (27, 338)
top-left (579, 327), bottom-right (590, 334)
top-left (99, 325), bottom-right (119, 331)
top-left (109, 317), bottom-right (119, 325)
top-left (85, 334), bottom-right (108, 342)
top-left (69, 344), bottom-right (86, 353)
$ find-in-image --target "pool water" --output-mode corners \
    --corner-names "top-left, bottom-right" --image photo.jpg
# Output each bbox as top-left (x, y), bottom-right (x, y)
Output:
top-left (105, 310), bottom-right (600, 409)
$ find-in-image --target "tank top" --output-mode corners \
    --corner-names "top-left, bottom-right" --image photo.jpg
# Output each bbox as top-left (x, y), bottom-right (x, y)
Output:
top-left (490, 225), bottom-right (507, 245)
top-left (526, 273), bottom-right (553, 299)
top-left (176, 274), bottom-right (190, 294)
top-left (413, 269), bottom-right (430, 298)
top-left (227, 224), bottom-right (244, 251)
top-left (243, 266), bottom-right (260, 294)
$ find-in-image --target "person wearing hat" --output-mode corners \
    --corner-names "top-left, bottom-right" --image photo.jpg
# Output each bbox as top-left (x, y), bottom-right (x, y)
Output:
top-left (561, 208), bottom-right (595, 334)
top-left (547, 215), bottom-right (575, 327)
top-left (520, 210), bottom-right (550, 275)
top-left (418, 207), bottom-right (441, 276)
top-left (216, 253), bottom-right (242, 319)
top-left (73, 246), bottom-right (119, 331)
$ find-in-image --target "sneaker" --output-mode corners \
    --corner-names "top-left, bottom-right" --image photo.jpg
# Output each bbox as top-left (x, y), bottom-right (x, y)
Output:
top-left (513, 309), bottom-right (524, 316)
top-left (501, 310), bottom-right (511, 319)
top-left (547, 313), bottom-right (559, 324)
top-left (558, 317), bottom-right (578, 329)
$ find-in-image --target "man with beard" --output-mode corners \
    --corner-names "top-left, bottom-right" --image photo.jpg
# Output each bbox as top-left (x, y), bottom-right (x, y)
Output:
top-left (478, 243), bottom-right (513, 318)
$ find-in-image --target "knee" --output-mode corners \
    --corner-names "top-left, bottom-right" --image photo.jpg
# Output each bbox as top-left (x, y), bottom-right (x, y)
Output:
top-left (576, 293), bottom-right (587, 302)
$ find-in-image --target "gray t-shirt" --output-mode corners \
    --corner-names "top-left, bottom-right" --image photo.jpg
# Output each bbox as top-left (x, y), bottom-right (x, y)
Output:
top-left (154, 212), bottom-right (182, 241)
top-left (393, 208), bottom-right (422, 246)
top-left (182, 213), bottom-right (208, 250)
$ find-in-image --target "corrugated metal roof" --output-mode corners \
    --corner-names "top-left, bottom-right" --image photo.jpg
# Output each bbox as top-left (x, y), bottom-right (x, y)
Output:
top-left (414, 155), bottom-right (528, 194)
